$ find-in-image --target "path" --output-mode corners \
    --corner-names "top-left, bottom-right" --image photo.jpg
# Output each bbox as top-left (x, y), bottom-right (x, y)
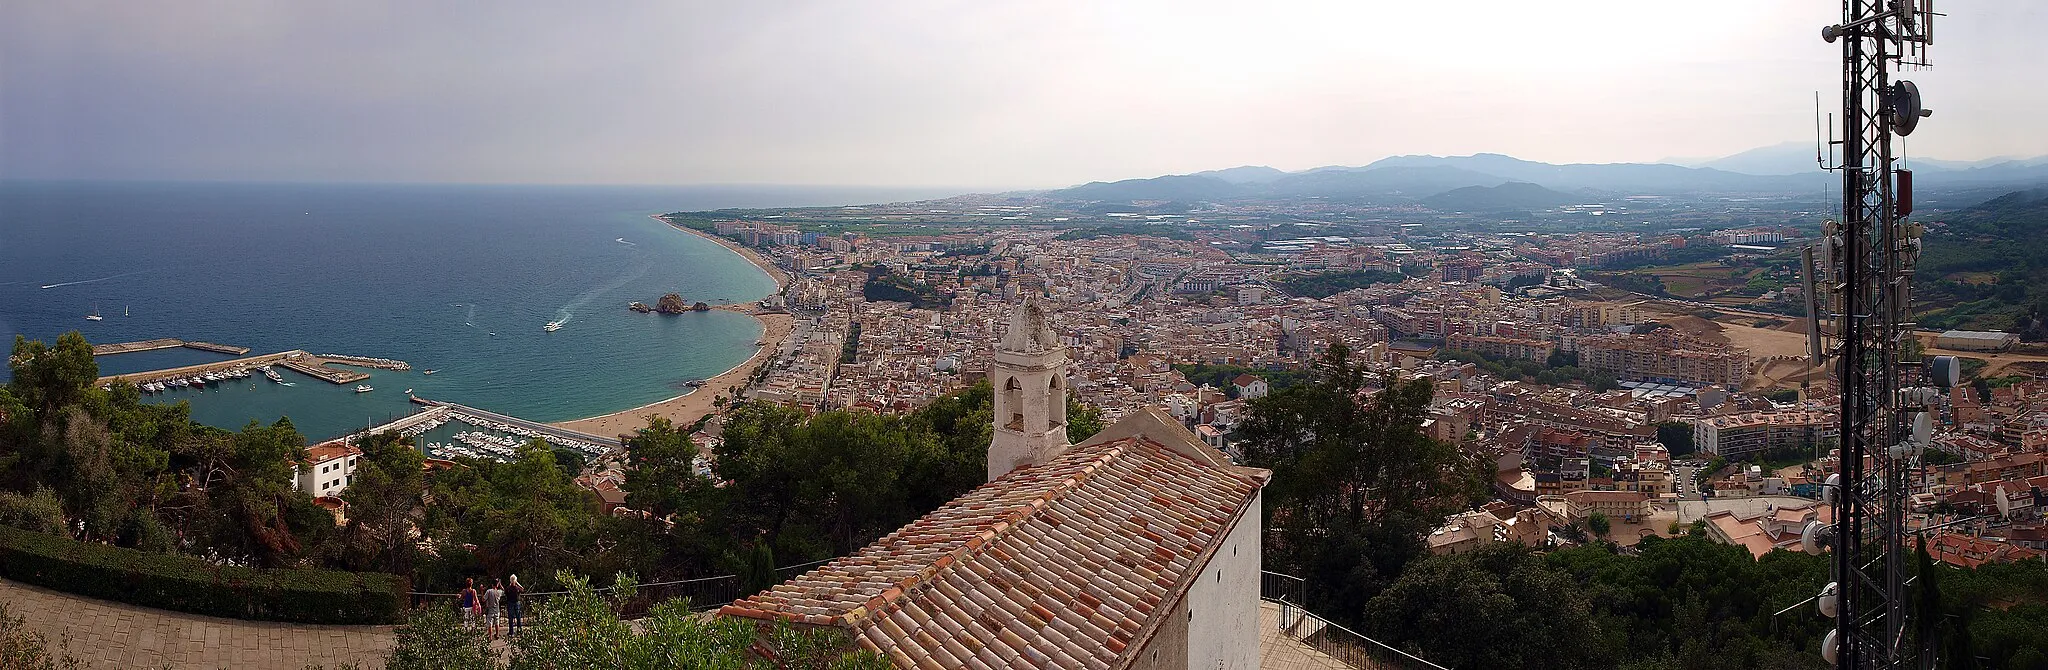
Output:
top-left (0, 577), bottom-right (394, 669)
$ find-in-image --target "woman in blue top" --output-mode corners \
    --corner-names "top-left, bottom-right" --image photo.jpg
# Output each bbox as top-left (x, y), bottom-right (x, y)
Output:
top-left (458, 578), bottom-right (480, 630)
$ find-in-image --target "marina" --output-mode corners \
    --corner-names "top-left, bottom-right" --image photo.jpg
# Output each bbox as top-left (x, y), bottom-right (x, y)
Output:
top-left (339, 401), bottom-right (622, 463)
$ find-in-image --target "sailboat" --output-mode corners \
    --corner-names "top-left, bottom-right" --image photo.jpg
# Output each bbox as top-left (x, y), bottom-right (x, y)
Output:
top-left (124, 305), bottom-right (130, 317)
top-left (85, 303), bottom-right (102, 321)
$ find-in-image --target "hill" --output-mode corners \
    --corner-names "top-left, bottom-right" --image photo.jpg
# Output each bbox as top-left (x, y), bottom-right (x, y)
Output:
top-left (1360, 153), bottom-right (1812, 193)
top-left (1039, 153), bottom-right (2048, 206)
top-left (1915, 185), bottom-right (2048, 337)
top-left (1055, 174), bottom-right (1245, 201)
top-left (1193, 165), bottom-right (1289, 184)
top-left (1420, 181), bottom-right (1578, 212)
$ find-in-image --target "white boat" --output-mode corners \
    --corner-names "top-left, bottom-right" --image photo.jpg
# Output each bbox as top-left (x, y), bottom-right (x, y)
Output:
top-left (544, 321), bottom-right (563, 332)
top-left (355, 385), bottom-right (374, 393)
top-left (422, 369), bottom-right (438, 375)
top-left (85, 303), bottom-right (102, 321)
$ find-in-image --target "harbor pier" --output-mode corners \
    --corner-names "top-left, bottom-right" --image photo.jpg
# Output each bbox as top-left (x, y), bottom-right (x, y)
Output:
top-left (99, 350), bottom-right (410, 387)
top-left (90, 338), bottom-right (252, 357)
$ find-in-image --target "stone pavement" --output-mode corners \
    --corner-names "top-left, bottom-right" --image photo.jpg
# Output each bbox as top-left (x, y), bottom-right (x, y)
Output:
top-left (1259, 600), bottom-right (1356, 670)
top-left (0, 577), bottom-right (395, 669)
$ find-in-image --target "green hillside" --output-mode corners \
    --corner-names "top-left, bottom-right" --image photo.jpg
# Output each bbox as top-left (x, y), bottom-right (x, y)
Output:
top-left (1917, 186), bottom-right (2048, 338)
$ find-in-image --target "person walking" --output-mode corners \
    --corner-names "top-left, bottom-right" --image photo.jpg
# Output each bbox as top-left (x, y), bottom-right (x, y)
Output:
top-left (483, 579), bottom-right (505, 641)
top-left (505, 574), bottom-right (524, 637)
top-left (458, 578), bottom-right (480, 632)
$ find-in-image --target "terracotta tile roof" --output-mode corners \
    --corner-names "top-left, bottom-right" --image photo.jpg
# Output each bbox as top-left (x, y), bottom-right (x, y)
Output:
top-left (720, 432), bottom-right (1266, 669)
top-left (305, 443), bottom-right (361, 464)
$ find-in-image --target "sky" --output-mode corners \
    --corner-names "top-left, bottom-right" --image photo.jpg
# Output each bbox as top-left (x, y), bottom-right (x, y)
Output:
top-left (3, 1), bottom-right (2044, 189)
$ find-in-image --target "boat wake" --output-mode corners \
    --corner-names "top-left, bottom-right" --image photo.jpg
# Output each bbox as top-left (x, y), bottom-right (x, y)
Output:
top-left (615, 237), bottom-right (637, 246)
top-left (554, 261), bottom-right (651, 327)
top-left (41, 269), bottom-right (151, 290)
top-left (452, 302), bottom-right (478, 327)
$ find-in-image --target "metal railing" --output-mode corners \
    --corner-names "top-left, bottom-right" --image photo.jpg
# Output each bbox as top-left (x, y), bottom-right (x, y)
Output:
top-left (409, 557), bottom-right (839, 618)
top-left (1260, 571), bottom-right (1451, 670)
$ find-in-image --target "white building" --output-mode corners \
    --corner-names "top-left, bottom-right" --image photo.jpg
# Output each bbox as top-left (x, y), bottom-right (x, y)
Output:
top-left (294, 443), bottom-right (362, 496)
top-left (1232, 374), bottom-right (1271, 400)
top-left (1936, 330), bottom-right (2018, 352)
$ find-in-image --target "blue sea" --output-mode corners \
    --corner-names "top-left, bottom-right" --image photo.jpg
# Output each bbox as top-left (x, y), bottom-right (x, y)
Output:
top-left (0, 181), bottom-right (945, 441)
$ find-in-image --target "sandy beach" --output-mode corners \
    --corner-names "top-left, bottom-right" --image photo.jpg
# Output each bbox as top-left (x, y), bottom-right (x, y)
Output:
top-left (552, 308), bottom-right (794, 437)
top-left (654, 214), bottom-right (792, 288)
top-left (548, 216), bottom-right (794, 437)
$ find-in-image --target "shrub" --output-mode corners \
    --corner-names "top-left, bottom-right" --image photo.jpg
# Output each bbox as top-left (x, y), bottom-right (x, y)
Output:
top-left (0, 525), bottom-right (406, 624)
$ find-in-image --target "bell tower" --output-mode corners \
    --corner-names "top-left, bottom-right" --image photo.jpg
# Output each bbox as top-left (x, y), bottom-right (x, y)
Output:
top-left (989, 297), bottom-right (1070, 481)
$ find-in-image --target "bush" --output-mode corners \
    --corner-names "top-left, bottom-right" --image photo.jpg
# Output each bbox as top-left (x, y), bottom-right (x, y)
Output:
top-left (0, 525), bottom-right (406, 624)
top-left (0, 487), bottom-right (66, 535)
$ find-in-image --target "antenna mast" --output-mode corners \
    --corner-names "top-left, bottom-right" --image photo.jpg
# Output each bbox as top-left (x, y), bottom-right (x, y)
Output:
top-left (1807, 1), bottom-right (1942, 668)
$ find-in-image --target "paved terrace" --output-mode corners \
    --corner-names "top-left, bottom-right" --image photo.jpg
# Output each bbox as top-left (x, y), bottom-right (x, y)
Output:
top-left (0, 577), bottom-right (393, 670)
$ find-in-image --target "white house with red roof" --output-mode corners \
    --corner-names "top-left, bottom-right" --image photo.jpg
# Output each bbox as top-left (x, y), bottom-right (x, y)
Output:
top-left (293, 442), bottom-right (362, 496)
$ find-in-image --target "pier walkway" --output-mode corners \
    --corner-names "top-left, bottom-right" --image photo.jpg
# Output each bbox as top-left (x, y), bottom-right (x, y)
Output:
top-left (90, 338), bottom-right (251, 357)
top-left (99, 351), bottom-right (409, 387)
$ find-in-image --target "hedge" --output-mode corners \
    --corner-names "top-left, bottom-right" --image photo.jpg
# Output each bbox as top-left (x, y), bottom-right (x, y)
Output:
top-left (0, 525), bottom-right (406, 624)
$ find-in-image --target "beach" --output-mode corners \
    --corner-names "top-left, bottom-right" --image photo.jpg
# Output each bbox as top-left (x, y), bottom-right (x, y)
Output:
top-left (550, 217), bottom-right (793, 437)
top-left (653, 214), bottom-right (792, 288)
top-left (551, 308), bottom-right (793, 437)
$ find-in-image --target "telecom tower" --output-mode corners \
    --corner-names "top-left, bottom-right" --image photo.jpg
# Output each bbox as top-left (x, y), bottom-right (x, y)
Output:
top-left (1801, 1), bottom-right (1946, 668)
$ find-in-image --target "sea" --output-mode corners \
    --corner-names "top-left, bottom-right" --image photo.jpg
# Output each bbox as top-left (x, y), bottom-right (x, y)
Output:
top-left (0, 181), bottom-right (948, 442)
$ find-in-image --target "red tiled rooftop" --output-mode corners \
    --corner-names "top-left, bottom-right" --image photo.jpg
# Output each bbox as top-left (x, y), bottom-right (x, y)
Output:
top-left (720, 427), bottom-right (1266, 669)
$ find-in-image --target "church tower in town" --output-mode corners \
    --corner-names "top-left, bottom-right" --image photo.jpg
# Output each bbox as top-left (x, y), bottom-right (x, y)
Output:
top-left (988, 297), bottom-right (1070, 481)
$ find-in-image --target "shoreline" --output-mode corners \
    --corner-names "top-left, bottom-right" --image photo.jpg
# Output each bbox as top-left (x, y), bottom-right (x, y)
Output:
top-left (547, 215), bottom-right (794, 435)
top-left (654, 214), bottom-right (791, 289)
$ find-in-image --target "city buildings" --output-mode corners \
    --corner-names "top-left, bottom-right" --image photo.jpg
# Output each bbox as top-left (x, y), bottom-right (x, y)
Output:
top-left (1692, 410), bottom-right (1838, 460)
top-left (1576, 331), bottom-right (1750, 387)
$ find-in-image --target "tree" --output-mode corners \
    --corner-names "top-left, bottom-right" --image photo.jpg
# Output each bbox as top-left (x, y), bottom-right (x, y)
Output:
top-left (1656, 421), bottom-right (1696, 456)
top-left (1065, 395), bottom-right (1103, 443)
top-left (1237, 343), bottom-right (1488, 622)
top-left (336, 430), bottom-right (428, 574)
top-left (1362, 545), bottom-right (1609, 670)
top-left (1587, 512), bottom-right (1611, 538)
top-left (622, 417), bottom-right (705, 520)
top-left (8, 333), bottom-right (98, 417)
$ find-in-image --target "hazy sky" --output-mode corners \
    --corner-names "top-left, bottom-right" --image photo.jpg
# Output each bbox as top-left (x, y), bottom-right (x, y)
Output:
top-left (3, 1), bottom-right (2043, 188)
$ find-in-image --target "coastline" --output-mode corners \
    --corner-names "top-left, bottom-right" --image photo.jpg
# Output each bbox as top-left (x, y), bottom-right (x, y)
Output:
top-left (654, 214), bottom-right (792, 289)
top-left (547, 215), bottom-right (793, 436)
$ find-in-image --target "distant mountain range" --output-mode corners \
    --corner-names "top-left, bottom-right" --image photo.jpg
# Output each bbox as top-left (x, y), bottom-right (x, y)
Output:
top-left (1043, 146), bottom-right (2048, 209)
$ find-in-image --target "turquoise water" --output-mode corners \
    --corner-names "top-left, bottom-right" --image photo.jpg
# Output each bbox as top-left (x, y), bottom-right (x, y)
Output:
top-left (0, 182), bottom-right (942, 440)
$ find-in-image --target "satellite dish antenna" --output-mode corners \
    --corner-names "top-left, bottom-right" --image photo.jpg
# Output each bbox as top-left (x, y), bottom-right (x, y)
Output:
top-left (1818, 582), bottom-right (1839, 618)
top-left (1822, 473), bottom-right (1842, 506)
top-left (1802, 521), bottom-right (1837, 555)
top-left (1822, 629), bottom-right (1841, 665)
top-left (1889, 80), bottom-right (1931, 136)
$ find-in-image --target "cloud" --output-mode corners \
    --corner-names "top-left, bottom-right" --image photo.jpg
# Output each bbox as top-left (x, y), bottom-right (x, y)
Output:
top-left (2, 0), bottom-right (2041, 187)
